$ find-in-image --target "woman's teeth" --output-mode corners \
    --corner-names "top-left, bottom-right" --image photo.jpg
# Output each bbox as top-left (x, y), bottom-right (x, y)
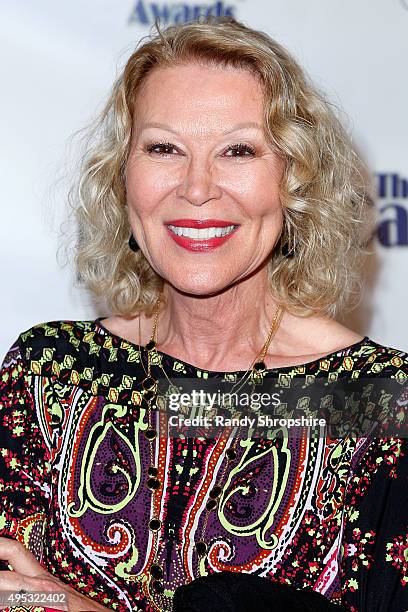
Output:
top-left (167, 225), bottom-right (236, 239)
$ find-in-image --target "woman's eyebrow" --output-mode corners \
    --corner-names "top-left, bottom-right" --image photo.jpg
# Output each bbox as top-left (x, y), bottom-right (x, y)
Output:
top-left (138, 121), bottom-right (262, 134)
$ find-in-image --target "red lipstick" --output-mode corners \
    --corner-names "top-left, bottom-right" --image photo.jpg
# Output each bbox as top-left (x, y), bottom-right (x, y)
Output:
top-left (165, 218), bottom-right (237, 228)
top-left (164, 219), bottom-right (240, 252)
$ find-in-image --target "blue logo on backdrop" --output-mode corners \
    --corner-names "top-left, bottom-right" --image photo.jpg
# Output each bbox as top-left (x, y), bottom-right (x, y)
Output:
top-left (377, 173), bottom-right (408, 247)
top-left (129, 0), bottom-right (236, 25)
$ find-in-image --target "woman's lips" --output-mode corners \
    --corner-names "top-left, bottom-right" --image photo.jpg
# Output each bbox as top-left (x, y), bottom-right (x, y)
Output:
top-left (164, 223), bottom-right (240, 252)
top-left (164, 218), bottom-right (237, 228)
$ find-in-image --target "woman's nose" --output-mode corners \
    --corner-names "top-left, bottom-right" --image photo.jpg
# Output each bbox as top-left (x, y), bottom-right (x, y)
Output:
top-left (176, 157), bottom-right (222, 206)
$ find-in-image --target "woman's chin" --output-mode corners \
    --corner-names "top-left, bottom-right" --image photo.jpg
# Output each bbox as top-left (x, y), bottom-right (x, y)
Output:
top-left (164, 275), bottom-right (234, 298)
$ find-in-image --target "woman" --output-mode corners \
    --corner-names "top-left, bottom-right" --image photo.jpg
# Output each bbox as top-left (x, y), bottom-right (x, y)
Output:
top-left (0, 16), bottom-right (407, 612)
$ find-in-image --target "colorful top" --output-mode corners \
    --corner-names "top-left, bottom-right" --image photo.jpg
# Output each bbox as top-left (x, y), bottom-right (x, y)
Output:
top-left (0, 319), bottom-right (407, 612)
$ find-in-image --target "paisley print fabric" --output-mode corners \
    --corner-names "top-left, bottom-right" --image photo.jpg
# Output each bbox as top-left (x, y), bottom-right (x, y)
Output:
top-left (0, 319), bottom-right (407, 612)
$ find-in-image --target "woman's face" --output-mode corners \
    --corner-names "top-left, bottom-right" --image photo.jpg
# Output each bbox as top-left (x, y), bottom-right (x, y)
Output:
top-left (125, 62), bottom-right (285, 296)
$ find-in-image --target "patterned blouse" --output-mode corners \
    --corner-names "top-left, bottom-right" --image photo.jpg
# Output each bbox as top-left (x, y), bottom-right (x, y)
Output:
top-left (0, 319), bottom-right (407, 612)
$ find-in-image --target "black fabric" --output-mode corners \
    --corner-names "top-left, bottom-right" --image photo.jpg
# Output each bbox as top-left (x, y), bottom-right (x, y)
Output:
top-left (173, 571), bottom-right (345, 611)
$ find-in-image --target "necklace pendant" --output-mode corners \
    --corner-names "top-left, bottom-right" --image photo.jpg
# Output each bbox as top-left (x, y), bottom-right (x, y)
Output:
top-left (206, 498), bottom-right (217, 511)
top-left (209, 485), bottom-right (222, 499)
top-left (254, 360), bottom-right (266, 372)
top-left (149, 518), bottom-right (162, 531)
top-left (195, 541), bottom-right (207, 557)
top-left (151, 580), bottom-right (164, 593)
top-left (226, 447), bottom-right (237, 461)
top-left (143, 389), bottom-right (155, 402)
top-left (142, 376), bottom-right (157, 391)
top-left (147, 477), bottom-right (161, 490)
top-left (144, 428), bottom-right (157, 441)
top-left (150, 564), bottom-right (164, 579)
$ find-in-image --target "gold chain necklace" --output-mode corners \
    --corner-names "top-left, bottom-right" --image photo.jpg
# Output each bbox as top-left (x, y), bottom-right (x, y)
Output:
top-left (135, 295), bottom-right (284, 598)
top-left (148, 296), bottom-right (283, 390)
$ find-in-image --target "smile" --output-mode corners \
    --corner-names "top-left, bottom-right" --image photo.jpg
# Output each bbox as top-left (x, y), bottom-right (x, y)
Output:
top-left (167, 224), bottom-right (237, 239)
top-left (164, 221), bottom-right (240, 252)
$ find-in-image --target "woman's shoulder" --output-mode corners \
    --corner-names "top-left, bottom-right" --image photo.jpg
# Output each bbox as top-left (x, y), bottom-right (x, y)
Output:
top-left (2, 319), bottom-right (101, 373)
top-left (15, 318), bottom-right (93, 354)
top-left (334, 333), bottom-right (408, 377)
top-left (5, 318), bottom-right (146, 383)
top-left (355, 332), bottom-right (408, 371)
top-left (272, 314), bottom-right (408, 373)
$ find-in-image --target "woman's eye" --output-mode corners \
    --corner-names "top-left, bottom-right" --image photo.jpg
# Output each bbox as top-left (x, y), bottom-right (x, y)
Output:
top-left (223, 143), bottom-right (256, 157)
top-left (145, 142), bottom-right (179, 155)
top-left (144, 142), bottom-right (256, 157)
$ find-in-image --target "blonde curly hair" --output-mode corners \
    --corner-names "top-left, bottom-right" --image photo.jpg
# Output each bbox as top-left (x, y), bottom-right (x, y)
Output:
top-left (68, 16), bottom-right (372, 318)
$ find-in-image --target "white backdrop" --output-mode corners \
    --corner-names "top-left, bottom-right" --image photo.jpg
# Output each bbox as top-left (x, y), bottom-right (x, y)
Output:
top-left (1, 0), bottom-right (407, 356)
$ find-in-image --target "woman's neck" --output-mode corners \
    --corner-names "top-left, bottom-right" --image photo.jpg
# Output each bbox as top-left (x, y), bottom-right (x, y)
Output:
top-left (155, 272), bottom-right (280, 371)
